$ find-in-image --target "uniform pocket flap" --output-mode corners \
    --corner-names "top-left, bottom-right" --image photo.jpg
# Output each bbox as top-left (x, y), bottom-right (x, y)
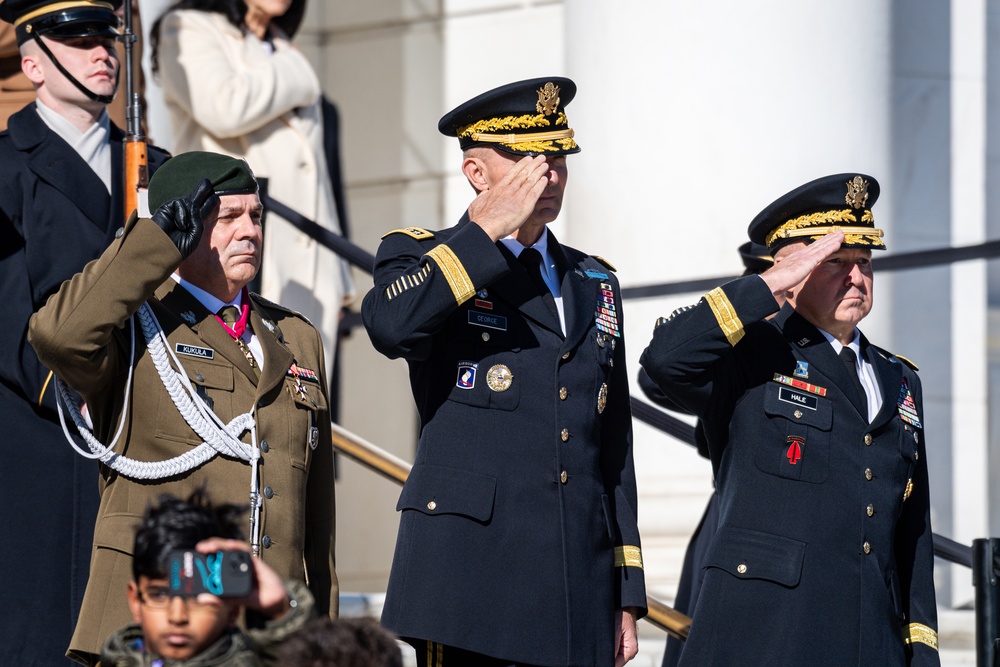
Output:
top-left (396, 464), bottom-right (496, 522)
top-left (185, 361), bottom-right (234, 391)
top-left (764, 382), bottom-right (832, 430)
top-left (93, 512), bottom-right (143, 554)
top-left (704, 526), bottom-right (806, 587)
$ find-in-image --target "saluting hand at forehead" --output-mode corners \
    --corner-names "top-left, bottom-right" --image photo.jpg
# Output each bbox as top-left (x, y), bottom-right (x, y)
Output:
top-left (761, 231), bottom-right (845, 300)
top-left (466, 153), bottom-right (551, 242)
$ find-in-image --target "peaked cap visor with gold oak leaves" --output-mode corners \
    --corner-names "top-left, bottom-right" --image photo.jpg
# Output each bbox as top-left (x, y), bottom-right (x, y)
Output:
top-left (748, 173), bottom-right (886, 254)
top-left (438, 76), bottom-right (581, 156)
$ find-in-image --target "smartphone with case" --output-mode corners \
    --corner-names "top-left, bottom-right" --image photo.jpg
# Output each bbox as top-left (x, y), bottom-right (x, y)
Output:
top-left (167, 549), bottom-right (253, 598)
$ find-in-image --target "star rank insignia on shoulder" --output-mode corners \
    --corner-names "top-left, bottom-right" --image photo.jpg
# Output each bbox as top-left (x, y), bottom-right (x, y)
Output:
top-left (381, 227), bottom-right (436, 240)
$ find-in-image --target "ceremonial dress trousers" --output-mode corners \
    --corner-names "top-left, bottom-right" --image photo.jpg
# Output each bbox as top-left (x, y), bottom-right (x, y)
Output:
top-left (362, 215), bottom-right (646, 666)
top-left (28, 215), bottom-right (337, 663)
top-left (640, 276), bottom-right (938, 667)
top-left (0, 103), bottom-right (167, 664)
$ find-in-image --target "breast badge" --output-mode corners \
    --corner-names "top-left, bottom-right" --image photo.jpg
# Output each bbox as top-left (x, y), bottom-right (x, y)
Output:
top-left (597, 382), bottom-right (608, 414)
top-left (486, 364), bottom-right (513, 392)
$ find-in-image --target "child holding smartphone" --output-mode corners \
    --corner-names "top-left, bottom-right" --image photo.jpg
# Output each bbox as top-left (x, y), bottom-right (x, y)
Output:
top-left (102, 490), bottom-right (315, 666)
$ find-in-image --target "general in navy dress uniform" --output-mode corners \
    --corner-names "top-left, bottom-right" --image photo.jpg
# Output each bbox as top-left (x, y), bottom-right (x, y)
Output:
top-left (0, 1), bottom-right (168, 664)
top-left (362, 77), bottom-right (646, 667)
top-left (29, 152), bottom-right (336, 666)
top-left (640, 174), bottom-right (939, 666)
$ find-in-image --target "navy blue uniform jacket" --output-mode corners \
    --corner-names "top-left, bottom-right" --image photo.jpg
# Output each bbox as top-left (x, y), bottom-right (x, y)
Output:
top-left (640, 275), bottom-right (938, 667)
top-left (362, 215), bottom-right (646, 666)
top-left (0, 103), bottom-right (167, 664)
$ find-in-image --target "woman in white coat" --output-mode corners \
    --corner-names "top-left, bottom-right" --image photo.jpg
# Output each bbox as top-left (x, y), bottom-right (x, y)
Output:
top-left (151, 0), bottom-right (352, 383)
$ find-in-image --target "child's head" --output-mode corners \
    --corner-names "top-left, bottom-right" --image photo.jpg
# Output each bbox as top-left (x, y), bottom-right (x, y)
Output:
top-left (126, 489), bottom-right (247, 661)
top-left (277, 616), bottom-right (403, 667)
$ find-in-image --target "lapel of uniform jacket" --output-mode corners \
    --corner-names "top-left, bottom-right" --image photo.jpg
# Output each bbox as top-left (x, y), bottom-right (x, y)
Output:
top-left (779, 308), bottom-right (868, 418)
top-left (489, 240), bottom-right (564, 338)
top-left (864, 334), bottom-right (904, 432)
top-left (249, 299), bottom-right (294, 399)
top-left (11, 104), bottom-right (111, 234)
top-left (552, 234), bottom-right (601, 351)
top-left (154, 280), bottom-right (258, 383)
top-left (106, 124), bottom-right (125, 239)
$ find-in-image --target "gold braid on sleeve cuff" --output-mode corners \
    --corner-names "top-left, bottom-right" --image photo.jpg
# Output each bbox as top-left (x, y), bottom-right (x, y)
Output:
top-left (705, 287), bottom-right (745, 346)
top-left (424, 244), bottom-right (476, 305)
top-left (614, 545), bottom-right (643, 570)
top-left (903, 623), bottom-right (938, 651)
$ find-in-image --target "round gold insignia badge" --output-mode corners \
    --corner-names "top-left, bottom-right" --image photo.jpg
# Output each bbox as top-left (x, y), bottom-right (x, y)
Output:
top-left (486, 364), bottom-right (513, 392)
top-left (597, 382), bottom-right (608, 414)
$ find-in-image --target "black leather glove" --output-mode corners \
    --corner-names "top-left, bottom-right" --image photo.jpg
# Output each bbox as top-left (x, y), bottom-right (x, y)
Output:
top-left (150, 179), bottom-right (220, 259)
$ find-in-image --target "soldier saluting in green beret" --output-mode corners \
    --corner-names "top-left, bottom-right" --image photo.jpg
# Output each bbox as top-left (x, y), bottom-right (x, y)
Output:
top-left (29, 151), bottom-right (338, 666)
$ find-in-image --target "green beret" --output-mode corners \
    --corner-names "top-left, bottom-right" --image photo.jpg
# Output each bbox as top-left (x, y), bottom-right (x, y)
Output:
top-left (148, 151), bottom-right (258, 212)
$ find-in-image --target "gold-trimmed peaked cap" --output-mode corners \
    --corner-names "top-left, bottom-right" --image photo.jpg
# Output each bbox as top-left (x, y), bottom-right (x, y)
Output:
top-left (0, 0), bottom-right (121, 46)
top-left (438, 76), bottom-right (580, 156)
top-left (748, 173), bottom-right (885, 254)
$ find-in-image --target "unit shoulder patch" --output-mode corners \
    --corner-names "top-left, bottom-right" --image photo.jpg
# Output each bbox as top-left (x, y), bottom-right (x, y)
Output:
top-left (591, 255), bottom-right (617, 272)
top-left (381, 227), bottom-right (436, 240)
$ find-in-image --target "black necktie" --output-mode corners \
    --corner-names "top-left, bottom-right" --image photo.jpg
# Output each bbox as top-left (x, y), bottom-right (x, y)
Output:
top-left (839, 346), bottom-right (866, 405)
top-left (519, 248), bottom-right (559, 319)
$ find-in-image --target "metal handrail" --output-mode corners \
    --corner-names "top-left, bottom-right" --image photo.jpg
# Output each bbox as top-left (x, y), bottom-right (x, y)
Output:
top-left (329, 422), bottom-right (692, 638)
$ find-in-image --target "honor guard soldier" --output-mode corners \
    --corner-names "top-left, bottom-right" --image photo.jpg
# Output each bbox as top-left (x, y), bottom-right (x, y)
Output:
top-left (0, 1), bottom-right (167, 663)
top-left (362, 77), bottom-right (646, 667)
top-left (29, 152), bottom-right (337, 666)
top-left (641, 175), bottom-right (939, 666)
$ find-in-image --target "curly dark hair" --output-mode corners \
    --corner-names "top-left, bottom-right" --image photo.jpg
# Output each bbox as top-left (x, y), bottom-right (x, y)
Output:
top-left (131, 487), bottom-right (247, 581)
top-left (150, 0), bottom-right (307, 75)
top-left (277, 617), bottom-right (403, 667)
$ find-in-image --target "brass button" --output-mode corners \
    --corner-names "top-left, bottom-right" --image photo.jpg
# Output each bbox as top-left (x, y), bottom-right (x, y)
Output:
top-left (427, 501), bottom-right (437, 511)
top-left (562, 352), bottom-right (571, 360)
top-left (863, 541), bottom-right (871, 554)
top-left (560, 470), bottom-right (568, 484)
top-left (793, 410), bottom-right (803, 419)
top-left (866, 504), bottom-right (874, 517)
top-left (864, 434), bottom-right (873, 446)
top-left (865, 468), bottom-right (873, 481)
top-left (914, 449), bottom-right (919, 460)
top-left (196, 373), bottom-right (205, 382)
top-left (914, 431), bottom-right (920, 444)
top-left (609, 357), bottom-right (614, 368)
top-left (561, 428), bottom-right (570, 442)
top-left (260, 440), bottom-right (269, 453)
top-left (262, 535), bottom-right (272, 549)
top-left (263, 486), bottom-right (273, 499)
top-left (559, 387), bottom-right (568, 400)
top-left (481, 332), bottom-right (490, 342)
top-left (736, 563), bottom-right (747, 574)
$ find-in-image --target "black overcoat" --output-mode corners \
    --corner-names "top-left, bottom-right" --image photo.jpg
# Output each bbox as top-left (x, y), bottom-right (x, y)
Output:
top-left (362, 215), bottom-right (646, 666)
top-left (0, 103), bottom-right (167, 665)
top-left (640, 275), bottom-right (939, 667)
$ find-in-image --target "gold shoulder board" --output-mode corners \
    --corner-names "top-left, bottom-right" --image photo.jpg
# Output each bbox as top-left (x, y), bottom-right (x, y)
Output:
top-left (895, 354), bottom-right (919, 371)
top-left (592, 256), bottom-right (617, 272)
top-left (381, 227), bottom-right (435, 240)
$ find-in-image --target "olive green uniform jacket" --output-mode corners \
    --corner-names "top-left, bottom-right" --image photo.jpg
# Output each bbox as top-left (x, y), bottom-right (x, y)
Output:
top-left (29, 215), bottom-right (337, 665)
